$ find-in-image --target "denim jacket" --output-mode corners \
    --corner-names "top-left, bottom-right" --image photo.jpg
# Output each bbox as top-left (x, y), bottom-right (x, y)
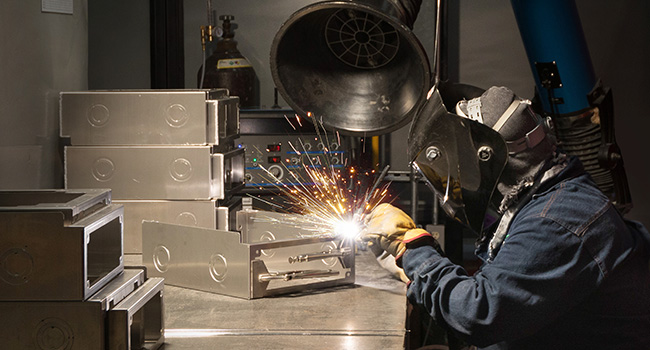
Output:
top-left (402, 157), bottom-right (650, 349)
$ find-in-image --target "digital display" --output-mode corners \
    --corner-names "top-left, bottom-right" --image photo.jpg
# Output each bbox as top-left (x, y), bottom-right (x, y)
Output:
top-left (268, 156), bottom-right (281, 163)
top-left (266, 144), bottom-right (281, 152)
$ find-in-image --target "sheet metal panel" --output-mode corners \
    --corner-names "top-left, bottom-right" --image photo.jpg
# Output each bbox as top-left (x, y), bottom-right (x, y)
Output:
top-left (237, 209), bottom-right (313, 242)
top-left (87, 268), bottom-right (146, 310)
top-left (108, 277), bottom-right (165, 350)
top-left (116, 199), bottom-right (245, 254)
top-left (0, 189), bottom-right (111, 224)
top-left (0, 204), bottom-right (124, 301)
top-left (65, 146), bottom-right (244, 200)
top-left (143, 223), bottom-right (251, 299)
top-left (60, 89), bottom-right (239, 146)
top-left (142, 221), bottom-right (354, 299)
top-left (0, 269), bottom-right (144, 349)
top-left (0, 300), bottom-right (106, 349)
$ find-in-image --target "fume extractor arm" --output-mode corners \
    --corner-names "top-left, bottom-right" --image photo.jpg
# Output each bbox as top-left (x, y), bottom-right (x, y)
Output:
top-left (510, 0), bottom-right (632, 213)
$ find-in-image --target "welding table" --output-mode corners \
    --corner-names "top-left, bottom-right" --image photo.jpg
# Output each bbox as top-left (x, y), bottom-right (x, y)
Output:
top-left (126, 248), bottom-right (408, 350)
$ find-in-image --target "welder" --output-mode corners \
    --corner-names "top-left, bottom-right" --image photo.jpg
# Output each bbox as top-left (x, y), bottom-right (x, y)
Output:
top-left (364, 84), bottom-right (650, 349)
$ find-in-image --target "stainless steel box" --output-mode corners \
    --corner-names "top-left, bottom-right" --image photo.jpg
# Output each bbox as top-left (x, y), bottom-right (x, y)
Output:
top-left (116, 197), bottom-right (242, 254)
top-left (60, 89), bottom-right (239, 146)
top-left (0, 269), bottom-right (164, 350)
top-left (87, 268), bottom-right (146, 309)
top-left (0, 188), bottom-right (111, 224)
top-left (237, 209), bottom-right (325, 242)
top-left (107, 277), bottom-right (165, 350)
top-left (142, 221), bottom-right (354, 299)
top-left (0, 204), bottom-right (124, 301)
top-left (65, 146), bottom-right (245, 200)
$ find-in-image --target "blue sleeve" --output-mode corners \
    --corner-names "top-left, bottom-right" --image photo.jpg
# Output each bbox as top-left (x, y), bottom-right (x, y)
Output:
top-left (402, 214), bottom-right (604, 347)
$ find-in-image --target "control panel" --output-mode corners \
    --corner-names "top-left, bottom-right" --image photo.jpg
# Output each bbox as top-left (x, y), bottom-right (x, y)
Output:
top-left (236, 134), bottom-right (346, 187)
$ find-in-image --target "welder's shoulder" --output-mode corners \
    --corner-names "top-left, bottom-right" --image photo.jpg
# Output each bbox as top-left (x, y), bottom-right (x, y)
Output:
top-left (520, 173), bottom-right (612, 237)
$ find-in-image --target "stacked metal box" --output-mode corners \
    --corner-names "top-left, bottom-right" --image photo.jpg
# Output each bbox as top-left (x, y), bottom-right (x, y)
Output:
top-left (0, 189), bottom-right (164, 349)
top-left (142, 209), bottom-right (355, 299)
top-left (60, 89), bottom-right (244, 253)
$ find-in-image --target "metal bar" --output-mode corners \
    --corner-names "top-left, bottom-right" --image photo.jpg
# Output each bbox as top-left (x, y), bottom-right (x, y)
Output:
top-left (258, 269), bottom-right (340, 282)
top-left (288, 247), bottom-right (352, 264)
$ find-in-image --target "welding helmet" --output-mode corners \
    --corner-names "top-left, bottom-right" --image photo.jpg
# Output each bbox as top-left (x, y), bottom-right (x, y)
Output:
top-left (408, 84), bottom-right (552, 234)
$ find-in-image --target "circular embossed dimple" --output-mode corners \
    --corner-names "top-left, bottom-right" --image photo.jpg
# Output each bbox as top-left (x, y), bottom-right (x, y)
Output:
top-left (259, 231), bottom-right (276, 258)
top-left (176, 212), bottom-right (198, 226)
top-left (152, 245), bottom-right (171, 273)
top-left (166, 104), bottom-right (189, 128)
top-left (209, 254), bottom-right (228, 283)
top-left (0, 247), bottom-right (34, 285)
top-left (320, 242), bottom-right (338, 267)
top-left (87, 104), bottom-right (110, 127)
top-left (169, 158), bottom-right (192, 182)
top-left (34, 318), bottom-right (74, 350)
top-left (91, 158), bottom-right (115, 182)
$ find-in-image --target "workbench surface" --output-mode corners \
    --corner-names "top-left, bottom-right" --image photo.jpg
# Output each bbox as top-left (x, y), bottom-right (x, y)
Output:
top-left (126, 248), bottom-right (408, 350)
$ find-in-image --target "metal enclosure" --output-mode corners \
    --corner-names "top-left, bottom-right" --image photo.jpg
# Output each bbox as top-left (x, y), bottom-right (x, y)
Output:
top-left (0, 189), bottom-right (111, 223)
top-left (237, 209), bottom-right (318, 242)
top-left (65, 146), bottom-right (244, 200)
top-left (115, 197), bottom-right (242, 253)
top-left (0, 269), bottom-right (164, 350)
top-left (0, 190), bottom-right (124, 301)
top-left (60, 89), bottom-right (239, 146)
top-left (0, 188), bottom-right (165, 349)
top-left (107, 277), bottom-right (165, 350)
top-left (61, 88), bottom-right (245, 259)
top-left (87, 268), bottom-right (146, 309)
top-left (142, 219), bottom-right (354, 299)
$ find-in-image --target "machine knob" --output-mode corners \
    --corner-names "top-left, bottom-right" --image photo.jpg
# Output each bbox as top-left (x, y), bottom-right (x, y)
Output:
top-left (268, 165), bottom-right (283, 180)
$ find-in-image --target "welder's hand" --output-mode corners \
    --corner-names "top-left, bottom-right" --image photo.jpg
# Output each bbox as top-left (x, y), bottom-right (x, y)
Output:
top-left (363, 203), bottom-right (440, 264)
top-left (362, 203), bottom-right (416, 257)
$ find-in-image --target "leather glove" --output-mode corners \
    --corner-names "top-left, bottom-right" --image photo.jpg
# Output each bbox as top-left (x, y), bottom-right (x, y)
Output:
top-left (363, 203), bottom-right (437, 264)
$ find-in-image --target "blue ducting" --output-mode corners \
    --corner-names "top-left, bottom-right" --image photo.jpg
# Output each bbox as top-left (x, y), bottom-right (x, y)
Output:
top-left (510, 0), bottom-right (596, 115)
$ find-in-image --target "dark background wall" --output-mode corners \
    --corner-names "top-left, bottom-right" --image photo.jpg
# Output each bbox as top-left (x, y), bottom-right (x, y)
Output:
top-left (0, 1), bottom-right (88, 189)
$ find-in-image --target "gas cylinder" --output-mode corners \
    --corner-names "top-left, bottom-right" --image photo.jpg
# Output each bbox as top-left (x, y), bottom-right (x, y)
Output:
top-left (198, 15), bottom-right (260, 108)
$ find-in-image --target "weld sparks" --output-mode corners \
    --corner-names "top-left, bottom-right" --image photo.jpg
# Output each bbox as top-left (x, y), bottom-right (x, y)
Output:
top-left (257, 163), bottom-right (390, 240)
top-left (252, 117), bottom-right (390, 241)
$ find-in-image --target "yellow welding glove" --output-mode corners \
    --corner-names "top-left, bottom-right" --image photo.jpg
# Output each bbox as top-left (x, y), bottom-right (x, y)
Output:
top-left (363, 203), bottom-right (437, 265)
top-left (363, 203), bottom-right (415, 256)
